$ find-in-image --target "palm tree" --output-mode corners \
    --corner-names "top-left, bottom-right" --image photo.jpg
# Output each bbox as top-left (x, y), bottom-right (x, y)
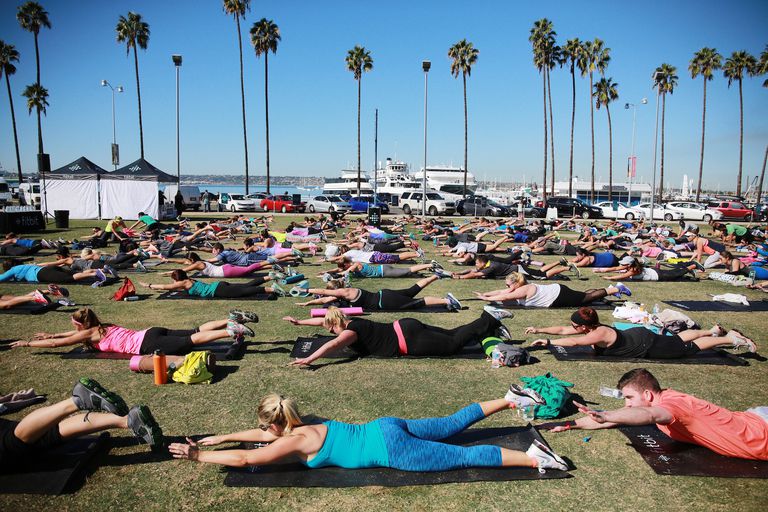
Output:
top-left (22, 83), bottom-right (48, 155)
top-left (529, 20), bottom-right (552, 198)
top-left (593, 77), bottom-right (619, 201)
top-left (0, 41), bottom-right (23, 184)
top-left (563, 38), bottom-right (583, 197)
top-left (653, 63), bottom-right (678, 199)
top-left (223, 0), bottom-right (251, 193)
top-left (251, 18), bottom-right (280, 195)
top-left (16, 1), bottom-right (50, 85)
top-left (115, 12), bottom-right (150, 159)
top-left (448, 39), bottom-right (479, 199)
top-left (755, 46), bottom-right (767, 207)
top-left (345, 46), bottom-right (373, 196)
top-left (689, 48), bottom-right (722, 202)
top-left (723, 51), bottom-right (758, 196)
top-left (543, 37), bottom-right (561, 197)
top-left (580, 39), bottom-right (610, 202)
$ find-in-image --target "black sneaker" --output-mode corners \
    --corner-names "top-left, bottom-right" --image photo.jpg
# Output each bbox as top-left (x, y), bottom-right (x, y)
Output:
top-left (229, 309), bottom-right (259, 324)
top-left (496, 325), bottom-right (513, 341)
top-left (128, 405), bottom-right (164, 451)
top-left (72, 378), bottom-right (129, 416)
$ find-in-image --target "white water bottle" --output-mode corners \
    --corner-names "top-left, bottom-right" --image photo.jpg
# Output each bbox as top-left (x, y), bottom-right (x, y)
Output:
top-left (491, 347), bottom-right (502, 368)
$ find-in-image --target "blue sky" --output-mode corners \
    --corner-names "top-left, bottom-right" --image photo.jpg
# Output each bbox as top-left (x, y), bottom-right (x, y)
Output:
top-left (0, 0), bottom-right (766, 190)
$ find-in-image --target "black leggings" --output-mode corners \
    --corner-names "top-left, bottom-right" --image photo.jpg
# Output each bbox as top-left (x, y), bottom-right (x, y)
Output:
top-left (551, 285), bottom-right (608, 307)
top-left (213, 277), bottom-right (268, 298)
top-left (91, 254), bottom-right (140, 270)
top-left (379, 284), bottom-right (426, 310)
top-left (0, 243), bottom-right (42, 256)
top-left (656, 268), bottom-right (690, 281)
top-left (400, 311), bottom-right (501, 356)
top-left (140, 327), bottom-right (197, 355)
top-left (645, 334), bottom-right (700, 359)
top-left (372, 241), bottom-right (405, 253)
top-left (37, 266), bottom-right (78, 283)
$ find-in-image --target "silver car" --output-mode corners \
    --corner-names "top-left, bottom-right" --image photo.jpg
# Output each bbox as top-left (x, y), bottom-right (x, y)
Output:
top-left (307, 194), bottom-right (352, 213)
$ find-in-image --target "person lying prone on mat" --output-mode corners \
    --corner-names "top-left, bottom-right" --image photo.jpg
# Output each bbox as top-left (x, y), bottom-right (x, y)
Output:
top-left (448, 254), bottom-right (571, 280)
top-left (543, 368), bottom-right (768, 461)
top-left (139, 269), bottom-right (278, 299)
top-left (525, 307), bottom-right (757, 357)
top-left (158, 252), bottom-right (271, 279)
top-left (281, 306), bottom-right (514, 364)
top-left (0, 286), bottom-right (69, 309)
top-left (718, 251), bottom-right (768, 280)
top-left (330, 260), bottom-right (437, 279)
top-left (167, 391), bottom-right (569, 472)
top-left (292, 275), bottom-right (462, 311)
top-left (0, 377), bottom-right (163, 467)
top-left (10, 307), bottom-right (256, 354)
top-left (473, 272), bottom-right (631, 308)
top-left (0, 260), bottom-right (106, 285)
top-left (600, 259), bottom-right (699, 282)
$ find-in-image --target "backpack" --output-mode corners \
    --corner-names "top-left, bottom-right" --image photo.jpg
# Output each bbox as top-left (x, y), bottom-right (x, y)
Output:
top-left (171, 351), bottom-right (214, 385)
top-left (496, 342), bottom-right (532, 367)
top-left (519, 373), bottom-right (574, 419)
top-left (111, 277), bottom-right (136, 301)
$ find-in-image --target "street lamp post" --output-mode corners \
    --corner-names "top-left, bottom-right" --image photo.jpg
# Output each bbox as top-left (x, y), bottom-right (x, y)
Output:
top-left (172, 55), bottom-right (182, 183)
top-left (650, 72), bottom-right (662, 222)
top-left (422, 60), bottom-right (430, 219)
top-left (100, 79), bottom-right (123, 170)
top-left (624, 98), bottom-right (647, 206)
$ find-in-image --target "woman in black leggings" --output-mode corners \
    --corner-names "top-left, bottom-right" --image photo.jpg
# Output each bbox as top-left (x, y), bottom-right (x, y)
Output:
top-left (283, 307), bottom-right (508, 365)
top-left (140, 269), bottom-right (277, 298)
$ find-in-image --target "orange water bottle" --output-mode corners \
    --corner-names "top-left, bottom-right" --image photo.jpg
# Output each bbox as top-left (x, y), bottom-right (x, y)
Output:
top-left (153, 350), bottom-right (167, 385)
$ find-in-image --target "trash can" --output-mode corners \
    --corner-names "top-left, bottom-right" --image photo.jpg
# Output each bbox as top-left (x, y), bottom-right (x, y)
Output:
top-left (54, 210), bottom-right (69, 229)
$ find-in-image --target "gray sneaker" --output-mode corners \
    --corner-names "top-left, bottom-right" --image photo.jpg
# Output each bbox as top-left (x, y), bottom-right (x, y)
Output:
top-left (496, 325), bottom-right (513, 341)
top-left (271, 282), bottom-right (288, 297)
top-left (72, 377), bottom-right (128, 416)
top-left (568, 263), bottom-right (581, 278)
top-left (229, 309), bottom-right (259, 324)
top-left (483, 305), bottom-right (515, 321)
top-left (445, 293), bottom-right (462, 311)
top-left (526, 439), bottom-right (569, 472)
top-left (505, 383), bottom-right (545, 405)
top-left (127, 405), bottom-right (164, 451)
top-left (226, 321), bottom-right (255, 338)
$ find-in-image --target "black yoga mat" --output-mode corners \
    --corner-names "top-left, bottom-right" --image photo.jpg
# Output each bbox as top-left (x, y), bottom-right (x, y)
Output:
top-left (545, 344), bottom-right (748, 366)
top-left (60, 339), bottom-right (247, 361)
top-left (493, 300), bottom-right (621, 310)
top-left (224, 425), bottom-right (570, 488)
top-left (619, 425), bottom-right (768, 478)
top-left (663, 299), bottom-right (768, 312)
top-left (156, 290), bottom-right (277, 301)
top-left (0, 301), bottom-right (61, 315)
top-left (0, 428), bottom-right (110, 494)
top-left (290, 335), bottom-right (486, 360)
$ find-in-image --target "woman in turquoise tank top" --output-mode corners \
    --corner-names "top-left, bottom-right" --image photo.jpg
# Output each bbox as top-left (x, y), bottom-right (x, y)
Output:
top-left (140, 269), bottom-right (278, 299)
top-left (168, 392), bottom-right (569, 472)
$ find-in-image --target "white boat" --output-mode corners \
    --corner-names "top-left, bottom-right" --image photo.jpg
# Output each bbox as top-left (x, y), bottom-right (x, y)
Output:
top-left (371, 158), bottom-right (422, 199)
top-left (323, 169), bottom-right (374, 196)
top-left (411, 164), bottom-right (478, 201)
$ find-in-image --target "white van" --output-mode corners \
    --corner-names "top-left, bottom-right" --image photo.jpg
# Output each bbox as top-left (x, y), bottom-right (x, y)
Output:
top-left (0, 178), bottom-right (11, 206)
top-left (164, 185), bottom-right (202, 211)
top-left (18, 182), bottom-right (41, 208)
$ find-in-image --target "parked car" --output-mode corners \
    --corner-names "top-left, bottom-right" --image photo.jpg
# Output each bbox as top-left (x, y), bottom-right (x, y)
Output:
top-left (218, 192), bottom-right (257, 212)
top-left (507, 205), bottom-right (547, 218)
top-left (545, 196), bottom-right (603, 219)
top-left (164, 185), bottom-right (202, 211)
top-left (456, 195), bottom-right (511, 217)
top-left (245, 192), bottom-right (269, 210)
top-left (664, 201), bottom-right (723, 222)
top-left (632, 203), bottom-right (684, 221)
top-left (0, 178), bottom-right (11, 206)
top-left (307, 194), bottom-right (352, 213)
top-left (18, 182), bottom-right (41, 208)
top-left (260, 194), bottom-right (307, 213)
top-left (399, 191), bottom-right (455, 216)
top-left (708, 200), bottom-right (754, 221)
top-left (593, 201), bottom-right (643, 219)
top-left (346, 196), bottom-right (390, 214)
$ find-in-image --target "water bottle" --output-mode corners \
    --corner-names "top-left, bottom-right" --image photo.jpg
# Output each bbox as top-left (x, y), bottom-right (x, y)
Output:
top-left (153, 350), bottom-right (167, 385)
top-left (491, 347), bottom-right (502, 368)
top-left (599, 386), bottom-right (623, 399)
top-left (749, 269), bottom-right (757, 283)
top-left (652, 304), bottom-right (660, 316)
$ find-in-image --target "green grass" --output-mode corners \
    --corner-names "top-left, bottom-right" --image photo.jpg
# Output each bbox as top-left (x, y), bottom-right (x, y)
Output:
top-left (2, 216), bottom-right (767, 511)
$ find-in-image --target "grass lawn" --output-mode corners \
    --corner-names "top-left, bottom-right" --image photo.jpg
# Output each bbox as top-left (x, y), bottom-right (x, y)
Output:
top-left (1, 215), bottom-right (767, 511)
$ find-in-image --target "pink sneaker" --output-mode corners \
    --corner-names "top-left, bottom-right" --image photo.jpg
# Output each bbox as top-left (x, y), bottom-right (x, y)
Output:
top-left (32, 290), bottom-right (49, 304)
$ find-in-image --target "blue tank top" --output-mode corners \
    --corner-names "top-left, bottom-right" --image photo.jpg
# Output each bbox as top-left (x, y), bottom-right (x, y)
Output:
top-left (304, 420), bottom-right (389, 469)
top-left (593, 252), bottom-right (618, 268)
top-left (188, 280), bottom-right (220, 297)
top-left (354, 263), bottom-right (383, 278)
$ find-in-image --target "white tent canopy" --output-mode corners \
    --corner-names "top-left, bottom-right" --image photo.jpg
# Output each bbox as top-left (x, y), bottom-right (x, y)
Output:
top-left (100, 158), bottom-right (178, 220)
top-left (46, 156), bottom-right (107, 219)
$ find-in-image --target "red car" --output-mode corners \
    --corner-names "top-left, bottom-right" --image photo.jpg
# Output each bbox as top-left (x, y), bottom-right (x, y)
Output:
top-left (711, 201), bottom-right (753, 221)
top-left (260, 194), bottom-right (306, 213)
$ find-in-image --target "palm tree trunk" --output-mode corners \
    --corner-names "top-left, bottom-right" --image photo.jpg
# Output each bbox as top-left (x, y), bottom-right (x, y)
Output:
top-left (34, 32), bottom-right (40, 84)
top-left (569, 62), bottom-right (575, 197)
top-left (133, 45), bottom-right (144, 159)
top-left (236, 16), bottom-right (249, 194)
top-left (659, 92), bottom-right (666, 199)
top-left (547, 66), bottom-right (555, 197)
top-left (607, 104), bottom-right (613, 201)
top-left (264, 53), bottom-right (270, 195)
top-left (462, 72), bottom-right (468, 199)
top-left (589, 72), bottom-right (595, 203)
top-left (736, 78), bottom-right (744, 196)
top-left (696, 79), bottom-right (707, 202)
top-left (542, 71), bottom-right (548, 200)
top-left (5, 73), bottom-right (23, 183)
top-left (356, 76), bottom-right (361, 197)
top-left (756, 144), bottom-right (767, 209)
top-left (36, 106), bottom-right (43, 155)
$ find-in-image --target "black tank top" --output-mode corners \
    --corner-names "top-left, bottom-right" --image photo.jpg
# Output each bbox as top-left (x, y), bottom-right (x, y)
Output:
top-left (595, 327), bottom-right (654, 358)
top-left (349, 289), bottom-right (380, 310)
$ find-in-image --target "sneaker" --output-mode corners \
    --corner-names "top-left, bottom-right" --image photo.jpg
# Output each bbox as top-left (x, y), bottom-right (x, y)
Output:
top-left (57, 298), bottom-right (76, 306)
top-left (41, 239), bottom-right (52, 249)
top-left (568, 263), bottom-right (581, 278)
top-left (271, 282), bottom-right (288, 297)
top-left (269, 270), bottom-right (287, 281)
top-left (445, 293), bottom-right (462, 311)
top-left (226, 321), bottom-right (255, 338)
top-left (496, 325), bottom-right (513, 341)
top-left (505, 383), bottom-right (545, 405)
top-left (483, 305), bottom-right (515, 321)
top-left (72, 377), bottom-right (128, 416)
top-left (416, 248), bottom-right (425, 260)
top-left (559, 257), bottom-right (568, 267)
top-left (271, 262), bottom-right (285, 273)
top-left (727, 330), bottom-right (757, 353)
top-left (127, 405), bottom-right (164, 450)
top-left (691, 260), bottom-right (705, 272)
top-left (31, 289), bottom-right (49, 304)
top-left (229, 309), bottom-right (259, 324)
top-left (104, 265), bottom-right (119, 279)
top-left (430, 260), bottom-right (444, 271)
top-left (614, 283), bottom-right (632, 298)
top-left (526, 439), bottom-right (569, 472)
top-left (135, 260), bottom-right (147, 273)
top-left (434, 268), bottom-right (452, 279)
top-left (266, 256), bottom-right (278, 264)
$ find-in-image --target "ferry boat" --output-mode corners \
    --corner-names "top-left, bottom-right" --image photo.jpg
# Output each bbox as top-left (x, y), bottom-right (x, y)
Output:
top-left (370, 158), bottom-right (421, 200)
top-left (322, 169), bottom-right (374, 196)
top-left (411, 164), bottom-right (478, 201)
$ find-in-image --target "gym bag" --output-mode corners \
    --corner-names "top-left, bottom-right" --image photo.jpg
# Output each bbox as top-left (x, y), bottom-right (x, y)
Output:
top-left (172, 351), bottom-right (214, 385)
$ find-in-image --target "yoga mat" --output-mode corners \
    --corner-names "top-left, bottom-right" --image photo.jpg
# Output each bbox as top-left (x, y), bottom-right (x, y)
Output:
top-left (663, 300), bottom-right (768, 312)
top-left (290, 335), bottom-right (486, 360)
top-left (619, 425), bottom-right (768, 478)
top-left (156, 291), bottom-right (277, 301)
top-left (0, 301), bottom-right (61, 315)
top-left (60, 340), bottom-right (247, 361)
top-left (223, 425), bottom-right (570, 488)
top-left (0, 427), bottom-right (110, 494)
top-left (0, 276), bottom-right (119, 287)
top-left (311, 307), bottom-right (364, 317)
top-left (496, 300), bottom-right (620, 310)
top-left (545, 344), bottom-right (748, 366)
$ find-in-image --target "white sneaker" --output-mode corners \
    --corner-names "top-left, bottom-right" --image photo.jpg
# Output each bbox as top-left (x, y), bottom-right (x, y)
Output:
top-left (727, 330), bottom-right (757, 353)
top-left (526, 439), bottom-right (569, 472)
top-left (483, 305), bottom-right (515, 321)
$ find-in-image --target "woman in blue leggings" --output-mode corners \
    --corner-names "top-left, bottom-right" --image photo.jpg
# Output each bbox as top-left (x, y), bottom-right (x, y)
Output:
top-left (168, 393), bottom-right (569, 472)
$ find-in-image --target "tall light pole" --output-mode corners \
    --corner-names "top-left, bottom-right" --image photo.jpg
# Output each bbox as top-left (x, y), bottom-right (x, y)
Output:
top-left (650, 72), bottom-right (662, 222)
top-left (100, 79), bottom-right (124, 170)
top-left (624, 98), bottom-right (647, 206)
top-left (422, 60), bottom-right (430, 219)
top-left (172, 54), bottom-right (182, 183)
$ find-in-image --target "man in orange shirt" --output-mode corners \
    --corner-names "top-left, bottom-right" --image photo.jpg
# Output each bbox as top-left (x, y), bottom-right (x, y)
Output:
top-left (548, 368), bottom-right (768, 461)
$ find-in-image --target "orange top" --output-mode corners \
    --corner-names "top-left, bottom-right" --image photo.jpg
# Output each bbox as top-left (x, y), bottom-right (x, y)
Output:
top-left (652, 389), bottom-right (768, 461)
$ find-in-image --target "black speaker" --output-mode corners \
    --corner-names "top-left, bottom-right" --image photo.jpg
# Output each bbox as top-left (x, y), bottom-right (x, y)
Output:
top-left (37, 153), bottom-right (51, 173)
top-left (292, 194), bottom-right (302, 205)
